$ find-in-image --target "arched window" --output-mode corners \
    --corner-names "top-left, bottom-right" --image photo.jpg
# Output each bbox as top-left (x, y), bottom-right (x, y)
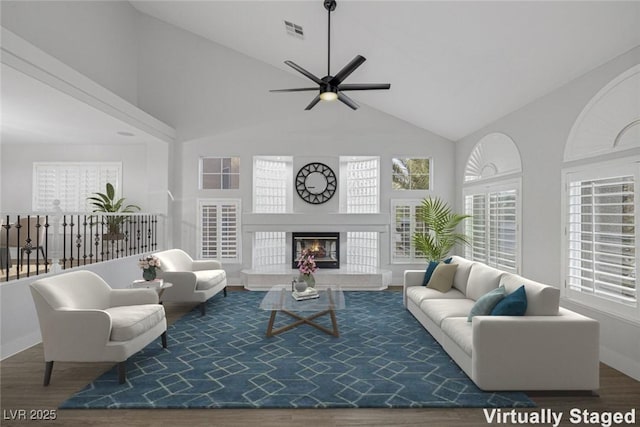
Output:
top-left (562, 66), bottom-right (640, 320)
top-left (463, 133), bottom-right (522, 273)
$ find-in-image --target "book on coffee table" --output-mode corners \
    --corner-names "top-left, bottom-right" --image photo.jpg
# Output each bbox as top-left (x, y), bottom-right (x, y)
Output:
top-left (292, 288), bottom-right (320, 301)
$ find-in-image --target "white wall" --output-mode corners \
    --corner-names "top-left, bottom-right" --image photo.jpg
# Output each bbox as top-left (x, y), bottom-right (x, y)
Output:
top-left (455, 45), bottom-right (640, 380)
top-left (1, 0), bottom-right (140, 105)
top-left (0, 143), bottom-right (150, 212)
top-left (135, 13), bottom-right (456, 282)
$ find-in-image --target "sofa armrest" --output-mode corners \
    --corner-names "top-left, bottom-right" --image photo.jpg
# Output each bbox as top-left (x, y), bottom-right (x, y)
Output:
top-left (192, 259), bottom-right (222, 271)
top-left (44, 309), bottom-right (113, 360)
top-left (403, 270), bottom-right (425, 307)
top-left (471, 309), bottom-right (600, 390)
top-left (110, 289), bottom-right (158, 307)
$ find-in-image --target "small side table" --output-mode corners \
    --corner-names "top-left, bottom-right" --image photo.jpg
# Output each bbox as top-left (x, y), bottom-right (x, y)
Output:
top-left (131, 279), bottom-right (173, 302)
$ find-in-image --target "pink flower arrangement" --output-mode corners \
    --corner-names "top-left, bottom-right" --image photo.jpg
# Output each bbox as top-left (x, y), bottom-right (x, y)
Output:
top-left (296, 249), bottom-right (317, 275)
top-left (138, 255), bottom-right (161, 271)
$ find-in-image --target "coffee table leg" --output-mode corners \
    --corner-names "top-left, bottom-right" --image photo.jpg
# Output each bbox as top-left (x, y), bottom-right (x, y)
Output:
top-left (266, 310), bottom-right (277, 337)
top-left (329, 309), bottom-right (339, 337)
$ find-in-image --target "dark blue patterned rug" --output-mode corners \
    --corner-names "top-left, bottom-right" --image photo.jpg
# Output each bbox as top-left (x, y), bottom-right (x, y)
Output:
top-left (60, 291), bottom-right (534, 409)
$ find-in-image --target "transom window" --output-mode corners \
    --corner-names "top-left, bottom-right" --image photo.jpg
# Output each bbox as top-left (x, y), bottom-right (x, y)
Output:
top-left (200, 157), bottom-right (240, 190)
top-left (392, 158), bottom-right (431, 190)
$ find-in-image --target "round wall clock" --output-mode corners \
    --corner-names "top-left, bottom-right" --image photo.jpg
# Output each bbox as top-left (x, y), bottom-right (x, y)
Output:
top-left (295, 162), bottom-right (337, 204)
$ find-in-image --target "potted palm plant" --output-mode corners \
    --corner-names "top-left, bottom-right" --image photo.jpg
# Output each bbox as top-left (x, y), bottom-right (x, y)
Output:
top-left (88, 183), bottom-right (140, 240)
top-left (413, 196), bottom-right (470, 261)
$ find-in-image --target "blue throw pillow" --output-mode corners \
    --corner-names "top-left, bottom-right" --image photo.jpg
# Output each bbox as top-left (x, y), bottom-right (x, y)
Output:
top-left (467, 285), bottom-right (506, 322)
top-left (421, 257), bottom-right (452, 286)
top-left (491, 285), bottom-right (528, 316)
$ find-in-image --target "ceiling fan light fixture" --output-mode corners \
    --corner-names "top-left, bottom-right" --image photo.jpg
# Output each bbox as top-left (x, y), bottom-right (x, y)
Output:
top-left (320, 90), bottom-right (338, 101)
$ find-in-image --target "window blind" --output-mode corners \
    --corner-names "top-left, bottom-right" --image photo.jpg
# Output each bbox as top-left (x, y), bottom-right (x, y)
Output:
top-left (567, 175), bottom-right (636, 306)
top-left (465, 187), bottom-right (519, 273)
top-left (391, 200), bottom-right (427, 263)
top-left (198, 199), bottom-right (241, 263)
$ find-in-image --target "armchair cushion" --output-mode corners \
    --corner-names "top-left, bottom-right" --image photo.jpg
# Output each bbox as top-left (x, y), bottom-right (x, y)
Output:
top-left (194, 270), bottom-right (226, 291)
top-left (104, 305), bottom-right (166, 342)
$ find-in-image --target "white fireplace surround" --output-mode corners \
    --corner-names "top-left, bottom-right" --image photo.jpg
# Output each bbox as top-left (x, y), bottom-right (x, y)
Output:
top-left (241, 213), bottom-right (392, 290)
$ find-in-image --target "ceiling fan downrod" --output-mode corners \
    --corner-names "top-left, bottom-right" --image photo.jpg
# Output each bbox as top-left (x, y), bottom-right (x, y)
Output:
top-left (324, 0), bottom-right (337, 76)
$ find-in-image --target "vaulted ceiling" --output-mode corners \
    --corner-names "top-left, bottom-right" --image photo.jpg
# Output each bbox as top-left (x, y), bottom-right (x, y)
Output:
top-left (130, 0), bottom-right (640, 141)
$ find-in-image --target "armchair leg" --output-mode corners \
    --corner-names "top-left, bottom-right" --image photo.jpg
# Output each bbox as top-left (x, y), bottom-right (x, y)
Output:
top-left (118, 361), bottom-right (127, 384)
top-left (200, 302), bottom-right (206, 316)
top-left (161, 331), bottom-right (167, 348)
top-left (224, 287), bottom-right (227, 297)
top-left (43, 361), bottom-right (54, 386)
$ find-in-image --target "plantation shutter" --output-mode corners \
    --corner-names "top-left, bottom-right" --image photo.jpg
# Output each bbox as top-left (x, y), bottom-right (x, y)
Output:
top-left (567, 173), bottom-right (637, 306)
top-left (391, 200), bottom-right (426, 263)
top-left (198, 199), bottom-right (241, 263)
top-left (33, 163), bottom-right (122, 211)
top-left (464, 183), bottom-right (520, 273)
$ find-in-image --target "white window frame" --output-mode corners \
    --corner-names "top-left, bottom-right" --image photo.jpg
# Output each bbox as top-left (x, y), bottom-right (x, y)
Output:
top-left (197, 198), bottom-right (242, 263)
top-left (391, 157), bottom-right (433, 191)
top-left (463, 178), bottom-right (522, 274)
top-left (199, 157), bottom-right (240, 190)
top-left (32, 162), bottom-right (122, 212)
top-left (390, 199), bottom-right (428, 264)
top-left (561, 157), bottom-right (639, 322)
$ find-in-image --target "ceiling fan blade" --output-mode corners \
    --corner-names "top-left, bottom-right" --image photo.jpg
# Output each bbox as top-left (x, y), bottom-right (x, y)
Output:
top-left (305, 94), bottom-right (322, 110)
top-left (270, 88), bottom-right (319, 92)
top-left (338, 83), bottom-right (391, 91)
top-left (337, 92), bottom-right (359, 110)
top-left (284, 61), bottom-right (324, 85)
top-left (330, 55), bottom-right (366, 85)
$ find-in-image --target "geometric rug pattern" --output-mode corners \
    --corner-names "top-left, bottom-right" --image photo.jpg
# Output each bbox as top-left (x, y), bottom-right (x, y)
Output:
top-left (60, 291), bottom-right (535, 409)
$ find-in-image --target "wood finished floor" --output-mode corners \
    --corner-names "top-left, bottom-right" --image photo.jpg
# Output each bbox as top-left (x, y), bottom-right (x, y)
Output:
top-left (2, 288), bottom-right (639, 427)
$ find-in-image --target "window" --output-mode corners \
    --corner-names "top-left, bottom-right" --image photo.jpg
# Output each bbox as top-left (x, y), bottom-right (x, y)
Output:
top-left (200, 157), bottom-right (240, 190)
top-left (392, 158), bottom-right (431, 190)
top-left (564, 162), bottom-right (637, 317)
top-left (33, 162), bottom-right (121, 211)
top-left (341, 157), bottom-right (380, 267)
top-left (252, 157), bottom-right (291, 267)
top-left (391, 200), bottom-right (427, 263)
top-left (464, 182), bottom-right (520, 273)
top-left (198, 199), bottom-right (241, 263)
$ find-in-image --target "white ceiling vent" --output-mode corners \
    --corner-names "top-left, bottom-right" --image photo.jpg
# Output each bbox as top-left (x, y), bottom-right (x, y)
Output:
top-left (284, 21), bottom-right (304, 39)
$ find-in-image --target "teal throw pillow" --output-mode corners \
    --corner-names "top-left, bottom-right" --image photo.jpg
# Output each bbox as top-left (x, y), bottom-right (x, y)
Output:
top-left (491, 285), bottom-right (528, 316)
top-left (421, 257), bottom-right (452, 286)
top-left (467, 285), bottom-right (506, 322)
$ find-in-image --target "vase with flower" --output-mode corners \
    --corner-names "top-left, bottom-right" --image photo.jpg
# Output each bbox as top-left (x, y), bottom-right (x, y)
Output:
top-left (296, 249), bottom-right (317, 288)
top-left (138, 255), bottom-right (161, 281)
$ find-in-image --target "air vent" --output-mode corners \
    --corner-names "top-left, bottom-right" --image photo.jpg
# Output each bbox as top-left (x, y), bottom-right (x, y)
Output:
top-left (284, 20), bottom-right (304, 39)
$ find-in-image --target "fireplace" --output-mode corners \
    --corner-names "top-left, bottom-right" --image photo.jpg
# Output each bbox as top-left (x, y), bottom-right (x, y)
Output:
top-left (292, 232), bottom-right (340, 269)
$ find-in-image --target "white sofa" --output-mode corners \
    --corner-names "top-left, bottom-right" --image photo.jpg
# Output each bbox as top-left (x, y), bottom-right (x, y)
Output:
top-left (403, 255), bottom-right (599, 391)
top-left (154, 249), bottom-right (227, 316)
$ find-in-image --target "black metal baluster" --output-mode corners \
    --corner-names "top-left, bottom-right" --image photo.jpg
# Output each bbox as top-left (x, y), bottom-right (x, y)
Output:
top-left (69, 215), bottom-right (75, 269)
top-left (75, 215), bottom-right (81, 267)
top-left (62, 215), bottom-right (67, 270)
top-left (44, 216), bottom-right (49, 274)
top-left (82, 215), bottom-right (88, 265)
top-left (2, 215), bottom-right (10, 282)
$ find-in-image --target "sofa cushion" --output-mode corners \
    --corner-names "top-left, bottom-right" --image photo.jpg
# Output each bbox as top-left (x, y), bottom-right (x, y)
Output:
top-left (465, 263), bottom-right (504, 301)
top-left (421, 257), bottom-right (452, 286)
top-left (426, 263), bottom-right (458, 292)
top-left (491, 285), bottom-right (527, 316)
top-left (467, 285), bottom-right (506, 322)
top-left (194, 270), bottom-right (226, 291)
top-left (449, 256), bottom-right (475, 295)
top-left (420, 299), bottom-right (476, 327)
top-left (441, 317), bottom-right (473, 356)
top-left (407, 286), bottom-right (466, 306)
top-left (500, 273), bottom-right (560, 316)
top-left (105, 304), bottom-right (165, 342)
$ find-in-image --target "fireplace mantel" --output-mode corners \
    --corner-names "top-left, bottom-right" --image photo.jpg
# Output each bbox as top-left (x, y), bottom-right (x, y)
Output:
top-left (242, 213), bottom-right (390, 232)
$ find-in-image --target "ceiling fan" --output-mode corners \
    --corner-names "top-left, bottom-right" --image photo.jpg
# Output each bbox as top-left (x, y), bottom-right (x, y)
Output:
top-left (270, 0), bottom-right (390, 110)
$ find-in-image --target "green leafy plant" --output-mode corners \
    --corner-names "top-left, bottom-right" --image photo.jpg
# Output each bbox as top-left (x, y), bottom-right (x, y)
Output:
top-left (88, 183), bottom-right (140, 235)
top-left (413, 196), bottom-right (470, 261)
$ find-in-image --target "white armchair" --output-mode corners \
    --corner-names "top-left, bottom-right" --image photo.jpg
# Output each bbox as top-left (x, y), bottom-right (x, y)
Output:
top-left (154, 249), bottom-right (227, 316)
top-left (30, 270), bottom-right (167, 385)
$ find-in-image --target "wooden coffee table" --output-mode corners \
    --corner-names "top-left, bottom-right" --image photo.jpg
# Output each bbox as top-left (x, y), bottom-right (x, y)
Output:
top-left (259, 285), bottom-right (345, 337)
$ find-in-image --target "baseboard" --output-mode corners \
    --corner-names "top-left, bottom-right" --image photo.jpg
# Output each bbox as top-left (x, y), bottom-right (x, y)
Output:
top-left (600, 347), bottom-right (640, 382)
top-left (0, 331), bottom-right (41, 361)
